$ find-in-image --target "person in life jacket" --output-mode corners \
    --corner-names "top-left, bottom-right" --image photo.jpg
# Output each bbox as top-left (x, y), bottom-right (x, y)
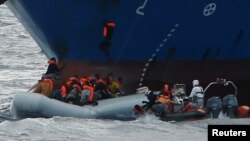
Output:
top-left (99, 21), bottom-right (116, 59)
top-left (67, 75), bottom-right (82, 93)
top-left (188, 80), bottom-right (204, 108)
top-left (41, 76), bottom-right (54, 97)
top-left (44, 57), bottom-right (64, 79)
top-left (157, 84), bottom-right (174, 112)
top-left (155, 95), bottom-right (174, 114)
top-left (103, 21), bottom-right (115, 42)
top-left (81, 81), bottom-right (98, 106)
top-left (109, 77), bottom-right (123, 97)
top-left (93, 73), bottom-right (111, 99)
top-left (65, 84), bottom-right (82, 105)
top-left (60, 84), bottom-right (68, 99)
top-left (48, 84), bottom-right (67, 102)
top-left (160, 84), bottom-right (173, 99)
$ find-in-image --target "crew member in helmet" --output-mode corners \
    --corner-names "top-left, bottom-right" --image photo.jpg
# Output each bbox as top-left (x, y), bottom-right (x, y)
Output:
top-left (188, 79), bottom-right (204, 108)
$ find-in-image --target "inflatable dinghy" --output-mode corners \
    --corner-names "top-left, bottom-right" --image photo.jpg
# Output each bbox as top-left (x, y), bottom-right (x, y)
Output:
top-left (11, 92), bottom-right (147, 120)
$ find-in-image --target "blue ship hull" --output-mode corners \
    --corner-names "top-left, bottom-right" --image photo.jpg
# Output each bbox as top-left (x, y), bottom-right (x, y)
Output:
top-left (5, 0), bottom-right (250, 104)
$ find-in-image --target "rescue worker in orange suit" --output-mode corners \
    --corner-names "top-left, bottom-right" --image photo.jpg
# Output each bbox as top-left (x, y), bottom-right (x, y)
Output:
top-left (44, 57), bottom-right (64, 79)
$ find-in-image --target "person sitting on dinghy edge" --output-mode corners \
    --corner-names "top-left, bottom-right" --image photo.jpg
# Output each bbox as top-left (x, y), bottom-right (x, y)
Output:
top-left (141, 89), bottom-right (161, 115)
top-left (43, 57), bottom-right (64, 79)
top-left (188, 79), bottom-right (204, 109)
top-left (139, 86), bottom-right (174, 117)
top-left (33, 76), bottom-right (54, 97)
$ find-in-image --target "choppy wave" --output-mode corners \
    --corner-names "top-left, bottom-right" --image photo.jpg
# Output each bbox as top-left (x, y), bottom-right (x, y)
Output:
top-left (0, 4), bottom-right (46, 121)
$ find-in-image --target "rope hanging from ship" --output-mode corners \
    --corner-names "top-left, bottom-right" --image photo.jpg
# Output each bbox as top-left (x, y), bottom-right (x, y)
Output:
top-left (113, 15), bottom-right (142, 65)
top-left (104, 0), bottom-right (148, 69)
top-left (112, 0), bottom-right (148, 65)
top-left (99, 15), bottom-right (142, 76)
top-left (138, 24), bottom-right (180, 87)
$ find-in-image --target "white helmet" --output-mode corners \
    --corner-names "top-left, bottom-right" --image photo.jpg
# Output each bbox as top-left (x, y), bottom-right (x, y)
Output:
top-left (192, 80), bottom-right (199, 87)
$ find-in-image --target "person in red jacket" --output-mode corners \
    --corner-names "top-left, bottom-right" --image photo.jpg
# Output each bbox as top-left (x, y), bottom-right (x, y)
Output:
top-left (161, 84), bottom-right (173, 99)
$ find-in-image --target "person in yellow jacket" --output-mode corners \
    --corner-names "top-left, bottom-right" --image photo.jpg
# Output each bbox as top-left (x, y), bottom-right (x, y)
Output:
top-left (109, 77), bottom-right (123, 97)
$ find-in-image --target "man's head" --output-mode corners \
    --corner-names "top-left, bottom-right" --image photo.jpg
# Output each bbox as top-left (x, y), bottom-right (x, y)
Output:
top-left (192, 80), bottom-right (199, 87)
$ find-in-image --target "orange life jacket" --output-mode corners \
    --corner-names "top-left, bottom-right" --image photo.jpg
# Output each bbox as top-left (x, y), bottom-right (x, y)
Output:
top-left (97, 79), bottom-right (106, 85)
top-left (157, 95), bottom-right (174, 112)
top-left (103, 22), bottom-right (115, 37)
top-left (80, 78), bottom-right (88, 85)
top-left (41, 78), bottom-right (53, 96)
top-left (69, 76), bottom-right (80, 83)
top-left (157, 95), bottom-right (171, 104)
top-left (83, 85), bottom-right (94, 102)
top-left (61, 85), bottom-right (67, 97)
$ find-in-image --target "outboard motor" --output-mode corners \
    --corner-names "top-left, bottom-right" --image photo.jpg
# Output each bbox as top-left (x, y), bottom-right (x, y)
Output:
top-left (191, 95), bottom-right (204, 109)
top-left (222, 94), bottom-right (238, 118)
top-left (206, 97), bottom-right (222, 118)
